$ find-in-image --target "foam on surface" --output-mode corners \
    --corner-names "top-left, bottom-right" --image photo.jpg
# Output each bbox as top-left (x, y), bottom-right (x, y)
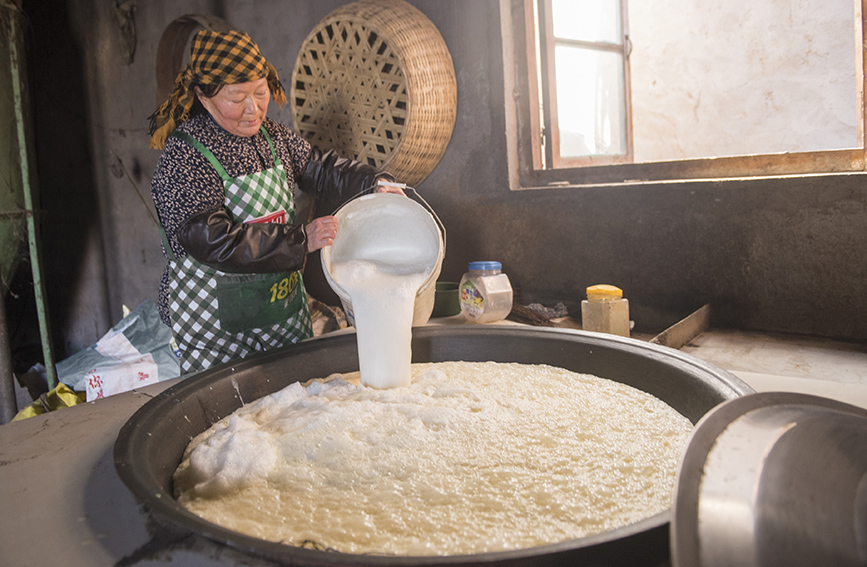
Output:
top-left (174, 361), bottom-right (693, 556)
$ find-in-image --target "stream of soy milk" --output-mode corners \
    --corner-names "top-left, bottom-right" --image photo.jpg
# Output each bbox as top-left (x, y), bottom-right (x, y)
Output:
top-left (329, 259), bottom-right (430, 389)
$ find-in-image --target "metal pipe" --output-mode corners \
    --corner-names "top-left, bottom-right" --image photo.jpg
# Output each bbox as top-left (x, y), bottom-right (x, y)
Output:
top-left (6, 2), bottom-right (57, 389)
top-left (0, 287), bottom-right (16, 423)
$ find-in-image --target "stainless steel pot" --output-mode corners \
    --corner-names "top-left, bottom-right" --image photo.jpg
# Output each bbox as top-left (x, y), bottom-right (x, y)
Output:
top-left (114, 325), bottom-right (752, 566)
top-left (672, 392), bottom-right (867, 567)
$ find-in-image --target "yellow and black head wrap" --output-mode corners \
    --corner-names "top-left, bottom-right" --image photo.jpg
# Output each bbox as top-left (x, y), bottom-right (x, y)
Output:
top-left (148, 29), bottom-right (287, 150)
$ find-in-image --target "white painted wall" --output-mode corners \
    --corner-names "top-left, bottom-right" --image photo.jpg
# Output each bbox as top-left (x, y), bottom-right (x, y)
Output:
top-left (629, 0), bottom-right (858, 162)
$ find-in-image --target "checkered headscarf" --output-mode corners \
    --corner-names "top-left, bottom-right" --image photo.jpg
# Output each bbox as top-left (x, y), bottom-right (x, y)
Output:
top-left (148, 29), bottom-right (287, 149)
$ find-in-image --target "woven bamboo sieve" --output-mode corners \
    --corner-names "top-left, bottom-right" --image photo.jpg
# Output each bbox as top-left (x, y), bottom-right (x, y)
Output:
top-left (290, 0), bottom-right (457, 187)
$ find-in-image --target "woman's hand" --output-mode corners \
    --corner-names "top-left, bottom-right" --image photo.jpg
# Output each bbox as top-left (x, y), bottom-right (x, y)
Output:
top-left (306, 216), bottom-right (338, 253)
top-left (374, 178), bottom-right (406, 196)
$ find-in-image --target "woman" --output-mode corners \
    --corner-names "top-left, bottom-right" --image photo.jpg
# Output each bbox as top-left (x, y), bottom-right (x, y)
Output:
top-left (149, 29), bottom-right (400, 374)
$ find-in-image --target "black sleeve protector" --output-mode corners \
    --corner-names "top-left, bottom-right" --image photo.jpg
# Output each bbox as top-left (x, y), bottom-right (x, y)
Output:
top-left (177, 208), bottom-right (308, 274)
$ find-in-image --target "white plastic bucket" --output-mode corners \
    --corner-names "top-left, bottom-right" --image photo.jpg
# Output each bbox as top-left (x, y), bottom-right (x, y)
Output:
top-left (321, 191), bottom-right (445, 327)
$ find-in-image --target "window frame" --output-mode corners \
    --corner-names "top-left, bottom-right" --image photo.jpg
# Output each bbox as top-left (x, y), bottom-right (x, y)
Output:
top-left (537, 0), bottom-right (633, 169)
top-left (503, 0), bottom-right (867, 190)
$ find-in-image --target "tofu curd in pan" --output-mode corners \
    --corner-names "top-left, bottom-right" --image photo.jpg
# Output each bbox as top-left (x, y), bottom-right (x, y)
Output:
top-left (174, 361), bottom-right (693, 556)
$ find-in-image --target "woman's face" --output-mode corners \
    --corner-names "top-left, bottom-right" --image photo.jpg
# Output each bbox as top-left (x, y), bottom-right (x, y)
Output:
top-left (196, 77), bottom-right (270, 137)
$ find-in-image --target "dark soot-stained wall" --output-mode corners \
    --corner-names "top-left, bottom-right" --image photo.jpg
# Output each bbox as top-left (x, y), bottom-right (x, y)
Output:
top-left (17, 0), bottom-right (867, 361)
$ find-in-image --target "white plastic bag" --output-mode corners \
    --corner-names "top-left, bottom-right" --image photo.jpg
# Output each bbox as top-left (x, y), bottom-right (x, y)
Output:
top-left (57, 300), bottom-right (180, 401)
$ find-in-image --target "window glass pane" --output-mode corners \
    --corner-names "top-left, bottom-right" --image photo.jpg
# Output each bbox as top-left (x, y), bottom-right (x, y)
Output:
top-left (552, 0), bottom-right (621, 44)
top-left (628, 0), bottom-right (858, 161)
top-left (555, 45), bottom-right (626, 157)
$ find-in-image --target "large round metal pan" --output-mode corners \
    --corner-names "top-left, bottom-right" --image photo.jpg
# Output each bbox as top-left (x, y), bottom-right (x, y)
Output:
top-left (115, 325), bottom-right (752, 566)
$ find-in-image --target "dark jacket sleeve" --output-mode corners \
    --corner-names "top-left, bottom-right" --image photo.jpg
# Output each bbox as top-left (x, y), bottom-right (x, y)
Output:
top-left (177, 208), bottom-right (308, 274)
top-left (300, 147), bottom-right (394, 204)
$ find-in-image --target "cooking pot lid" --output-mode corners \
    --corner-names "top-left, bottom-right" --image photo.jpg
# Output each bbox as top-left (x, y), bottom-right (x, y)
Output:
top-left (671, 391), bottom-right (867, 567)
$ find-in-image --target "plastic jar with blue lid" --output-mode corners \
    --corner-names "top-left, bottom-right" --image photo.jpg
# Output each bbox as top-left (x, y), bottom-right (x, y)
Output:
top-left (459, 261), bottom-right (513, 323)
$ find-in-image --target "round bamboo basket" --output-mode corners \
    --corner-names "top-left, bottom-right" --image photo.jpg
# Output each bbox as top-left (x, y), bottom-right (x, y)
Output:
top-left (290, 0), bottom-right (457, 187)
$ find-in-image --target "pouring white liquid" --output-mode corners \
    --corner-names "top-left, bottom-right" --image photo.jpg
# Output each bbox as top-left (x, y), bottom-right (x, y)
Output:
top-left (330, 258), bottom-right (429, 388)
top-left (325, 194), bottom-right (442, 389)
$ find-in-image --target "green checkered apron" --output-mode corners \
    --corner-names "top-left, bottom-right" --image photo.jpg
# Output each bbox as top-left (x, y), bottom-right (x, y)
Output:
top-left (159, 127), bottom-right (312, 374)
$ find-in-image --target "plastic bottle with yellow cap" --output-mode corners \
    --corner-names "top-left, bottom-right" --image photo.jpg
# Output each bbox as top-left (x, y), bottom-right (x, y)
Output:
top-left (581, 284), bottom-right (630, 337)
